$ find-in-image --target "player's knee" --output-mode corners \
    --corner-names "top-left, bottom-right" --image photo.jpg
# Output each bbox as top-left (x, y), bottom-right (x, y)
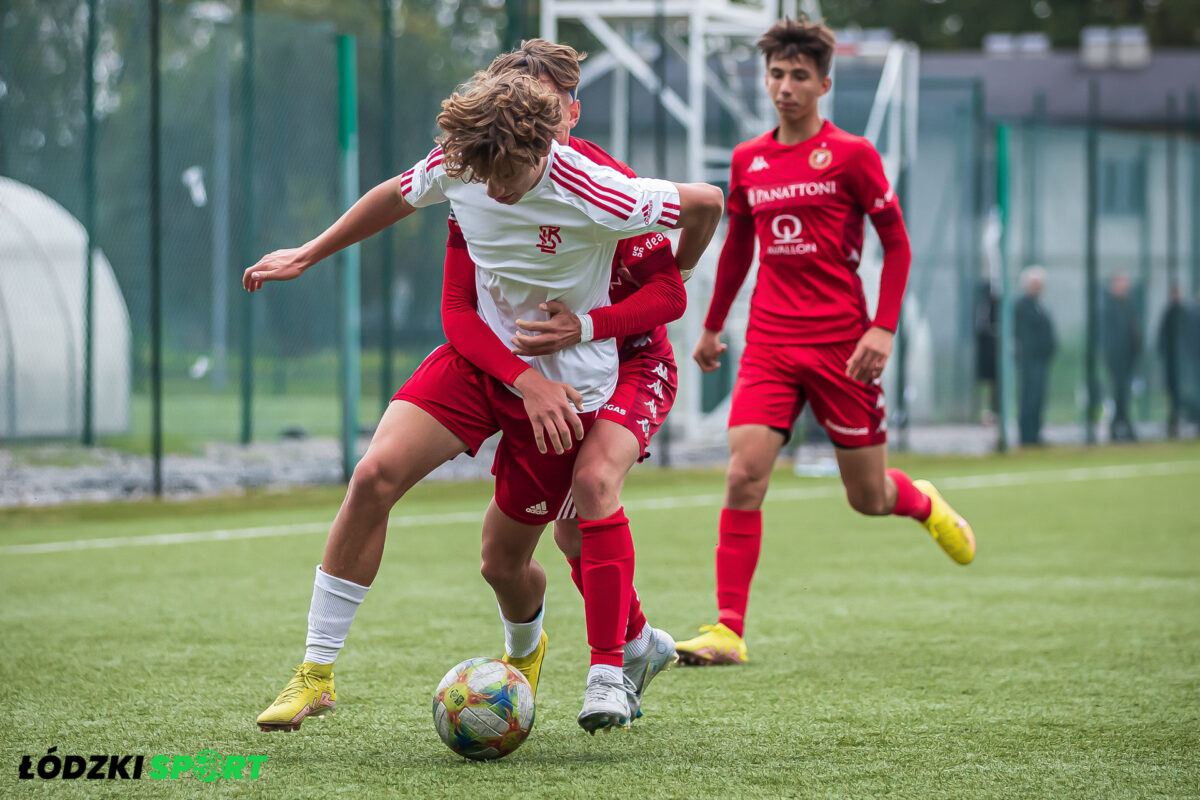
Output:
top-left (726, 462), bottom-right (770, 506)
top-left (572, 462), bottom-right (618, 518)
top-left (479, 555), bottom-right (521, 589)
top-left (349, 457), bottom-right (403, 507)
top-left (553, 522), bottom-right (581, 560)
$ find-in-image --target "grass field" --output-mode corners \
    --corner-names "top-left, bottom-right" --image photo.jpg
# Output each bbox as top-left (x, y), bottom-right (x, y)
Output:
top-left (4, 444), bottom-right (1200, 798)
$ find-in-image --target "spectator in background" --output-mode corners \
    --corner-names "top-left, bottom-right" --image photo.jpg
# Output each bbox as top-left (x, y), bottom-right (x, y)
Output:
top-left (1014, 266), bottom-right (1056, 445)
top-left (1184, 288), bottom-right (1200, 432)
top-left (1157, 284), bottom-right (1186, 438)
top-left (1101, 273), bottom-right (1142, 442)
top-left (975, 279), bottom-right (999, 425)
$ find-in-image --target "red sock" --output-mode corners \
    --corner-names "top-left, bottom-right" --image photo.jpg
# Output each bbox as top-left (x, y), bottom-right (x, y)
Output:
top-left (578, 508), bottom-right (635, 667)
top-left (567, 554), bottom-right (646, 645)
top-left (715, 508), bottom-right (762, 638)
top-left (887, 468), bottom-right (932, 521)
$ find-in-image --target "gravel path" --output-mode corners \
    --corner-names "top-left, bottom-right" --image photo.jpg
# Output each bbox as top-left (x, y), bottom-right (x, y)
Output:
top-left (2, 421), bottom-right (1188, 507)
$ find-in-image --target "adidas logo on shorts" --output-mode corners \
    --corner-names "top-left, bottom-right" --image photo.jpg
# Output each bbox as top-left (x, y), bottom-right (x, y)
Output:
top-left (525, 501), bottom-right (548, 516)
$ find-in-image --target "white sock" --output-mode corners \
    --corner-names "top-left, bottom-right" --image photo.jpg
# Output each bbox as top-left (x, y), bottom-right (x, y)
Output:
top-left (624, 621), bottom-right (653, 659)
top-left (304, 565), bottom-right (370, 664)
top-left (499, 602), bottom-right (544, 659)
top-left (588, 663), bottom-right (624, 684)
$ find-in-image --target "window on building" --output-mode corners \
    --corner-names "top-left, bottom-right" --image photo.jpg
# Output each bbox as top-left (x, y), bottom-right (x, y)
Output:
top-left (1099, 157), bottom-right (1146, 216)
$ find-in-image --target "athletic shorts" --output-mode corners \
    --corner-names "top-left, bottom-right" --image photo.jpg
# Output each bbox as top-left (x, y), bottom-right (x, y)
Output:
top-left (393, 344), bottom-right (597, 525)
top-left (596, 347), bottom-right (678, 462)
top-left (727, 339), bottom-right (887, 448)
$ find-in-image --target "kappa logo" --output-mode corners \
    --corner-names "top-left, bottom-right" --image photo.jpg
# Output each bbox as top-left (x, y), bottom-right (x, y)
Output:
top-left (809, 147), bottom-right (832, 169)
top-left (626, 333), bottom-right (652, 349)
top-left (537, 225), bottom-right (562, 254)
top-left (748, 155), bottom-right (770, 172)
top-left (637, 419), bottom-right (651, 437)
top-left (651, 362), bottom-right (670, 380)
top-left (644, 398), bottom-right (658, 421)
top-left (525, 501), bottom-right (548, 516)
top-left (646, 380), bottom-right (664, 400)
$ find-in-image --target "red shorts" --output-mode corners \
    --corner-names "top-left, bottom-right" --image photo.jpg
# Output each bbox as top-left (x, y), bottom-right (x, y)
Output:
top-left (728, 339), bottom-right (887, 448)
top-left (597, 344), bottom-right (677, 462)
top-left (393, 344), bottom-right (597, 525)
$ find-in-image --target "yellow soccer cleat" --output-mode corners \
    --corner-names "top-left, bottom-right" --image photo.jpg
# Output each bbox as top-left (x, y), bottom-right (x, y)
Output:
top-left (674, 623), bottom-right (748, 666)
top-left (914, 479), bottom-right (976, 565)
top-left (256, 662), bottom-right (337, 732)
top-left (503, 631), bottom-right (548, 697)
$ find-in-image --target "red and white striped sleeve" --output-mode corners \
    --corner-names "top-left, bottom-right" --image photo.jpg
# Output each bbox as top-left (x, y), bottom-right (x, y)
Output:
top-left (398, 146), bottom-right (449, 208)
top-left (549, 147), bottom-right (681, 239)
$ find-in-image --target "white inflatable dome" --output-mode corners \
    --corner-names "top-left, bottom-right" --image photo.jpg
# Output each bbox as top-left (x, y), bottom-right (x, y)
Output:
top-left (0, 177), bottom-right (130, 438)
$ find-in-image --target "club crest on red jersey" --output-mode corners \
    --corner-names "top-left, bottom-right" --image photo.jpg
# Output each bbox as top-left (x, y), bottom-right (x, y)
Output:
top-left (809, 148), bottom-right (832, 170)
top-left (537, 225), bottom-right (562, 253)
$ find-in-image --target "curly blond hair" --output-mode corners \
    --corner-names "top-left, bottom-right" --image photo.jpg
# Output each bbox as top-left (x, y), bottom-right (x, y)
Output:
top-left (436, 71), bottom-right (562, 183)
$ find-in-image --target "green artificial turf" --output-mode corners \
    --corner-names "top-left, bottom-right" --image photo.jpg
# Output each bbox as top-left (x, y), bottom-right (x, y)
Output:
top-left (3, 444), bottom-right (1199, 798)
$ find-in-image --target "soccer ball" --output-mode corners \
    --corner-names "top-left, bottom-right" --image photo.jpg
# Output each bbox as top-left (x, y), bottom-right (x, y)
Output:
top-left (432, 657), bottom-right (535, 761)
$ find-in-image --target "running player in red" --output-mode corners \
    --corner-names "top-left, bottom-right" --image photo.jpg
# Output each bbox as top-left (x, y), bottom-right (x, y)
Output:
top-left (676, 19), bottom-right (976, 667)
top-left (441, 40), bottom-right (686, 723)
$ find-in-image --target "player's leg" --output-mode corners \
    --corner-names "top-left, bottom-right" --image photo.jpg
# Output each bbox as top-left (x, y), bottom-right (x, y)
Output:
top-left (675, 423), bottom-right (785, 666)
top-left (478, 498), bottom-right (551, 695)
top-left (805, 340), bottom-right (975, 565)
top-left (678, 342), bottom-right (799, 666)
top-left (258, 345), bottom-right (494, 731)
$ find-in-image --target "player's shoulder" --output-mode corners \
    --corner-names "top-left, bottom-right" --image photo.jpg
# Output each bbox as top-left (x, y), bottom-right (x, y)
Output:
top-left (731, 130), bottom-right (778, 162)
top-left (824, 123), bottom-right (880, 162)
top-left (568, 136), bottom-right (637, 178)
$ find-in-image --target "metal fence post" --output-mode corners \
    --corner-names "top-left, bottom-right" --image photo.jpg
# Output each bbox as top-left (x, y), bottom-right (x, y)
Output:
top-left (83, 0), bottom-right (98, 446)
top-left (150, 0), bottom-right (163, 494)
top-left (339, 35), bottom-right (362, 484)
top-left (379, 0), bottom-right (395, 413)
top-left (1084, 80), bottom-right (1100, 445)
top-left (995, 122), bottom-right (1011, 453)
top-left (240, 0), bottom-right (256, 445)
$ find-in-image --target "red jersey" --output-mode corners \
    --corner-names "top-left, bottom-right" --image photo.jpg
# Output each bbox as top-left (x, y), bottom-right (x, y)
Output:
top-left (713, 120), bottom-right (900, 345)
top-left (570, 137), bottom-right (678, 359)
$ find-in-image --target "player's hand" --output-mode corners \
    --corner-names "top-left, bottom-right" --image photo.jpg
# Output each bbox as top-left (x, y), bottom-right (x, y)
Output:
top-left (692, 329), bottom-right (727, 373)
top-left (512, 368), bottom-right (586, 455)
top-left (512, 301), bottom-right (582, 357)
top-left (846, 326), bottom-right (894, 383)
top-left (242, 246), bottom-right (313, 293)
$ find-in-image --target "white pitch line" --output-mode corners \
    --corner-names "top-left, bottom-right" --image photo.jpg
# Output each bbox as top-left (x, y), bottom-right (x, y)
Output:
top-left (2, 460), bottom-right (1197, 557)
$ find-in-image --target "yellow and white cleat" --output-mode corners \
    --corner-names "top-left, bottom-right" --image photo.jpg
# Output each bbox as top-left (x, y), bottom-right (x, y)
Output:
top-left (503, 631), bottom-right (548, 697)
top-left (256, 662), bottom-right (337, 732)
top-left (674, 623), bottom-right (748, 666)
top-left (914, 479), bottom-right (976, 565)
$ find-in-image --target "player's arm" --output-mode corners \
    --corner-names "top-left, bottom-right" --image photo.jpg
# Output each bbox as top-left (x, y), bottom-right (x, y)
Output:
top-left (669, 181), bottom-right (725, 274)
top-left (243, 176), bottom-right (416, 292)
top-left (510, 233), bottom-right (686, 356)
top-left (693, 211), bottom-right (756, 373)
top-left (845, 144), bottom-right (912, 383)
top-left (441, 222), bottom-right (585, 455)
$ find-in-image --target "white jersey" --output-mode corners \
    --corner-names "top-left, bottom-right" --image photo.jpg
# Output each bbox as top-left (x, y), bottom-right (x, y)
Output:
top-left (399, 139), bottom-right (681, 411)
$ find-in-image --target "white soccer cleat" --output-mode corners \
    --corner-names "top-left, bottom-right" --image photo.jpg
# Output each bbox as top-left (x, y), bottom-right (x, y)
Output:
top-left (623, 627), bottom-right (677, 718)
top-left (577, 668), bottom-right (638, 734)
